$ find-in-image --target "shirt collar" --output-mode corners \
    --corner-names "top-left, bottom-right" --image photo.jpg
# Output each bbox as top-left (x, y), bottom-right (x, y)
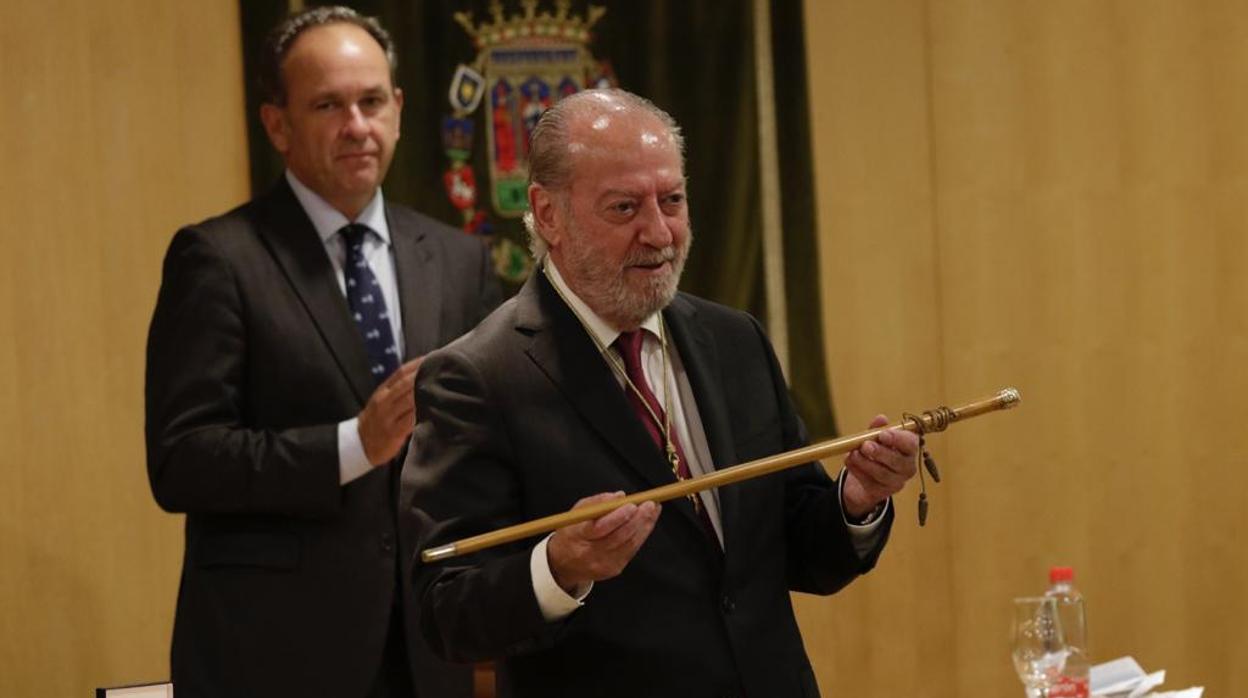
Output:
top-left (285, 170), bottom-right (390, 246)
top-left (544, 259), bottom-right (663, 350)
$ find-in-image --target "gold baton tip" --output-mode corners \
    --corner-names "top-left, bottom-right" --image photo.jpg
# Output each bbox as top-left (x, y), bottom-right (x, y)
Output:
top-left (422, 544), bottom-right (458, 563)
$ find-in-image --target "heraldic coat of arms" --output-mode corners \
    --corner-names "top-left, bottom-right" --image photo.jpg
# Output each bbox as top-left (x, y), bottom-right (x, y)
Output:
top-left (442, 0), bottom-right (615, 285)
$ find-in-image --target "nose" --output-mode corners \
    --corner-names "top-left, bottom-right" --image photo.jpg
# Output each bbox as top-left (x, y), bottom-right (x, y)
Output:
top-left (342, 105), bottom-right (369, 139)
top-left (635, 197), bottom-right (675, 248)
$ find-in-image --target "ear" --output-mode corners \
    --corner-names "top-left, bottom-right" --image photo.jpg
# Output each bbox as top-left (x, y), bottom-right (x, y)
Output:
top-left (392, 87), bottom-right (404, 140)
top-left (528, 183), bottom-right (564, 250)
top-left (259, 103), bottom-right (290, 154)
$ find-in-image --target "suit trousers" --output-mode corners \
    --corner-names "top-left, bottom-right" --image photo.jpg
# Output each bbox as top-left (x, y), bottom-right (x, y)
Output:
top-left (368, 595), bottom-right (415, 698)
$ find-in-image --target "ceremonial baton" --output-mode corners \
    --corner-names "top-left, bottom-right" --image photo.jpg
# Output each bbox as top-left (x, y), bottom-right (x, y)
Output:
top-left (422, 387), bottom-right (1021, 562)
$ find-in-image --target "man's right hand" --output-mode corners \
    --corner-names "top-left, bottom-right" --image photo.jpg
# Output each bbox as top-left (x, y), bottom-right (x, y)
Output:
top-left (547, 491), bottom-right (661, 595)
top-left (357, 358), bottom-right (422, 465)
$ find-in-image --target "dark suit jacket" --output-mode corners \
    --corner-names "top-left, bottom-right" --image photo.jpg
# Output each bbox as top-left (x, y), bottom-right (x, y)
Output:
top-left (403, 272), bottom-right (893, 698)
top-left (145, 179), bottom-right (499, 698)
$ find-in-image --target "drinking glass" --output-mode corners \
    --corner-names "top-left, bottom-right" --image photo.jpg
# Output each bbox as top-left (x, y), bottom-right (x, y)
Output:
top-left (1010, 596), bottom-right (1067, 697)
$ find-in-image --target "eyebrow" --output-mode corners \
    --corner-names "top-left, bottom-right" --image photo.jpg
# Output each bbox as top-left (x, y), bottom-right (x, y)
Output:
top-left (306, 84), bottom-right (390, 102)
top-left (597, 180), bottom-right (688, 199)
top-left (597, 188), bottom-right (642, 200)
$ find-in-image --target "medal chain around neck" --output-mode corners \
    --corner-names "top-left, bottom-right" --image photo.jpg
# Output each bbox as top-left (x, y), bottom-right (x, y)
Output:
top-left (543, 265), bottom-right (703, 513)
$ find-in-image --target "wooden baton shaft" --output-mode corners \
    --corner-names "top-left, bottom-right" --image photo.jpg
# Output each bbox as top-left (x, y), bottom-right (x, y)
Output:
top-left (421, 387), bottom-right (1021, 562)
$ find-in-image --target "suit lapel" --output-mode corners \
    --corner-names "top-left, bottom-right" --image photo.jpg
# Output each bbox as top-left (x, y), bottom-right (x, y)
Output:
top-left (518, 275), bottom-right (721, 545)
top-left (389, 204), bottom-right (442, 359)
top-left (664, 296), bottom-right (744, 558)
top-left (518, 276), bottom-right (691, 492)
top-left (253, 180), bottom-right (374, 404)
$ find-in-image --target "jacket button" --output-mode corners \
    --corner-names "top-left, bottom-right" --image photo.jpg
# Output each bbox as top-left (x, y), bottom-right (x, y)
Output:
top-left (720, 594), bottom-right (735, 614)
top-left (380, 533), bottom-right (395, 554)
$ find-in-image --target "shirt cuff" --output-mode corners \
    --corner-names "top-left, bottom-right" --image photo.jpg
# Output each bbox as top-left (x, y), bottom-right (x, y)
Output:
top-left (338, 418), bottom-right (373, 485)
top-left (837, 468), bottom-right (889, 558)
top-left (531, 534), bottom-right (592, 621)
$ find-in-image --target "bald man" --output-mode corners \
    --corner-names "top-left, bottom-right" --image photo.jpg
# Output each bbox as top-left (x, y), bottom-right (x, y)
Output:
top-left (403, 89), bottom-right (918, 697)
top-left (146, 7), bottom-right (497, 697)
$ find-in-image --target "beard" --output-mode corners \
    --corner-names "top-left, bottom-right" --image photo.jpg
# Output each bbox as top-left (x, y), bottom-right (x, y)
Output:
top-left (560, 217), bottom-right (693, 331)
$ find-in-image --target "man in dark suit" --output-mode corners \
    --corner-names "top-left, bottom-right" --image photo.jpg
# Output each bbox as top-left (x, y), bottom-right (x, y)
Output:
top-left (145, 7), bottom-right (498, 697)
top-left (403, 88), bottom-right (919, 697)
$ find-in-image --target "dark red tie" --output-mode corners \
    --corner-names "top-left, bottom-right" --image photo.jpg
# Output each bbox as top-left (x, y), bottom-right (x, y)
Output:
top-left (614, 330), bottom-right (718, 542)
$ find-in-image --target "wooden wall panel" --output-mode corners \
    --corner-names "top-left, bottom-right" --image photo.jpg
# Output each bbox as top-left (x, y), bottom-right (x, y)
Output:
top-left (798, 2), bottom-right (949, 697)
top-left (805, 0), bottom-right (1248, 695)
top-left (0, 2), bottom-right (249, 695)
top-left (6, 1), bottom-right (1247, 695)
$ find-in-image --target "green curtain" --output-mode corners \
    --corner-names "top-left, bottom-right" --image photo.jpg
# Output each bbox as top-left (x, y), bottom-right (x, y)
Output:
top-left (237, 0), bottom-right (836, 438)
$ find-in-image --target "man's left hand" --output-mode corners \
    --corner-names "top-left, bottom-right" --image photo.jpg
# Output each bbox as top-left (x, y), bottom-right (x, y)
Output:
top-left (840, 414), bottom-right (920, 519)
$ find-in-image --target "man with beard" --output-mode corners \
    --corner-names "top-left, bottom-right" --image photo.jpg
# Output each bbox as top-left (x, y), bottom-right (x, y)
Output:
top-left (402, 89), bottom-right (918, 697)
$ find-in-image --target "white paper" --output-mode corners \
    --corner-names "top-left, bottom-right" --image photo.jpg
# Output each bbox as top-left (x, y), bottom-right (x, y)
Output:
top-left (1089, 657), bottom-right (1202, 698)
top-left (1091, 656), bottom-right (1147, 696)
top-left (98, 685), bottom-right (173, 698)
top-left (1127, 671), bottom-right (1165, 698)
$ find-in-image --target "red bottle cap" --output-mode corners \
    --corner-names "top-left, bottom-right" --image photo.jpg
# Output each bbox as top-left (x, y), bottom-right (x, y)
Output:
top-left (1050, 566), bottom-right (1074, 584)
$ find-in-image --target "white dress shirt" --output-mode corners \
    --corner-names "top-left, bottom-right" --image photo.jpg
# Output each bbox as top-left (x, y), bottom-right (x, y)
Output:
top-left (285, 171), bottom-right (403, 485)
top-left (532, 260), bottom-right (888, 621)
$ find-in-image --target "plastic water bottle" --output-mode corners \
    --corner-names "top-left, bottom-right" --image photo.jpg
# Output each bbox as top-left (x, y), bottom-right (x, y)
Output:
top-left (1046, 566), bottom-right (1090, 698)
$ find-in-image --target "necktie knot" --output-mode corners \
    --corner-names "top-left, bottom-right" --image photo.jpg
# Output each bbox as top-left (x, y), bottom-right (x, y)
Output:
top-left (340, 223), bottom-right (370, 251)
top-left (614, 330), bottom-right (647, 376)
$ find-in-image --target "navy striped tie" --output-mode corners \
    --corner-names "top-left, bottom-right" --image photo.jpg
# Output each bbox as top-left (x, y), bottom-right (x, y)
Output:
top-left (341, 224), bottom-right (400, 384)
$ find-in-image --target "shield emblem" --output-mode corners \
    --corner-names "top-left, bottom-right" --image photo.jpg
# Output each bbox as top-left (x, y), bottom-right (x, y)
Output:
top-left (441, 2), bottom-right (613, 283)
top-left (483, 45), bottom-right (592, 216)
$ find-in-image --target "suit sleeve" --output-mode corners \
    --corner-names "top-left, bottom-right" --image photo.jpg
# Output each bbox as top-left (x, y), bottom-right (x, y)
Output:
top-left (144, 227), bottom-right (341, 518)
top-left (404, 349), bottom-right (563, 663)
top-left (740, 315), bottom-right (893, 595)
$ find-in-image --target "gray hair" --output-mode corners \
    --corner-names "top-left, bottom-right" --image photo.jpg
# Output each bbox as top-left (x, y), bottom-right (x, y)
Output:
top-left (257, 5), bottom-right (397, 106)
top-left (522, 89), bottom-right (685, 259)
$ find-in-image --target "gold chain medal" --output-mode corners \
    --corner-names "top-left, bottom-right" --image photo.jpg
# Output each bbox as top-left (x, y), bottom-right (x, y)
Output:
top-left (543, 266), bottom-right (704, 514)
top-left (653, 321), bottom-right (702, 515)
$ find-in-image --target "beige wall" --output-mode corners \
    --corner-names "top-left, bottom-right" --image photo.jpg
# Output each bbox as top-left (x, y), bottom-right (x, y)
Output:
top-left (5, 1), bottom-right (1247, 695)
top-left (0, 3), bottom-right (249, 695)
top-left (803, 0), bottom-right (1248, 696)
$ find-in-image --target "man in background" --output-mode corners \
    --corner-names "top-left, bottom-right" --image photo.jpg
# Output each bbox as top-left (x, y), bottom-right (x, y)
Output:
top-left (145, 7), bottom-right (497, 697)
top-left (404, 88), bottom-right (918, 697)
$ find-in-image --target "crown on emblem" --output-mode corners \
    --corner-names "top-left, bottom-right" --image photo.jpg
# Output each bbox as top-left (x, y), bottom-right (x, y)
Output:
top-left (454, 0), bottom-right (606, 49)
